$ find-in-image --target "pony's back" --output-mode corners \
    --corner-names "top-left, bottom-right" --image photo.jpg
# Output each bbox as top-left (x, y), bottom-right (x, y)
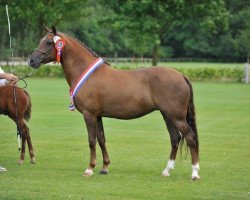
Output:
top-left (0, 85), bottom-right (31, 121)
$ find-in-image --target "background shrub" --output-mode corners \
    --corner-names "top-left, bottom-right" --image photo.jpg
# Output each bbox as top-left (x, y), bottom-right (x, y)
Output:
top-left (1, 63), bottom-right (244, 82)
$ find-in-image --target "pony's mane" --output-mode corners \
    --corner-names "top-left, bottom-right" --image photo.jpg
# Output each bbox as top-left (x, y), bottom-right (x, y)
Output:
top-left (64, 33), bottom-right (110, 65)
top-left (66, 34), bottom-right (99, 57)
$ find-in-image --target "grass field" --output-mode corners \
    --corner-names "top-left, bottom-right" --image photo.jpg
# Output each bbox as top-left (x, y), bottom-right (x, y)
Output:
top-left (0, 78), bottom-right (250, 200)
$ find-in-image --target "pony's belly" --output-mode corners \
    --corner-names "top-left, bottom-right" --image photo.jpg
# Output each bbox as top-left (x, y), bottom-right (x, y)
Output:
top-left (102, 103), bottom-right (155, 120)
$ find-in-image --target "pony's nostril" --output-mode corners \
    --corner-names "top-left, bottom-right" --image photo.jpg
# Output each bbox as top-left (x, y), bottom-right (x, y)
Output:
top-left (28, 59), bottom-right (34, 66)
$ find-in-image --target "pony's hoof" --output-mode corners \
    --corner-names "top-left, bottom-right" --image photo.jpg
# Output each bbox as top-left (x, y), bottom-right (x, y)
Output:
top-left (161, 168), bottom-right (171, 177)
top-left (83, 169), bottom-right (94, 177)
top-left (30, 158), bottom-right (36, 164)
top-left (99, 168), bottom-right (108, 175)
top-left (18, 160), bottom-right (24, 165)
top-left (192, 175), bottom-right (200, 181)
top-left (161, 172), bottom-right (170, 177)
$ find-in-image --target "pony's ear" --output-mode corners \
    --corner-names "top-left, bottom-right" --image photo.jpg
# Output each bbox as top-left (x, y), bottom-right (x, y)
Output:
top-left (52, 25), bottom-right (57, 35)
top-left (44, 25), bottom-right (51, 33)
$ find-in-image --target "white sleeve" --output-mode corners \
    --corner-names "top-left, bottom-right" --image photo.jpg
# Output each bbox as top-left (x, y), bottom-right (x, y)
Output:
top-left (0, 79), bottom-right (7, 86)
top-left (0, 67), bottom-right (7, 86)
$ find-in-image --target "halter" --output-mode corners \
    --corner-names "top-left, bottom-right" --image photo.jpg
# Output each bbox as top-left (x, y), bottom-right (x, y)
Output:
top-left (35, 34), bottom-right (103, 111)
top-left (35, 33), bottom-right (65, 64)
top-left (34, 47), bottom-right (53, 64)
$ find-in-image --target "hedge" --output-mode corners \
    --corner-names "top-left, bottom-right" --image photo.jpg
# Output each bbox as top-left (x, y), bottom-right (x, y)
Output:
top-left (1, 64), bottom-right (244, 82)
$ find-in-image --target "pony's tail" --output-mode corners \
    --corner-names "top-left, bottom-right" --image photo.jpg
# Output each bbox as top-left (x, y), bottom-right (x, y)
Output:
top-left (23, 90), bottom-right (32, 122)
top-left (181, 76), bottom-right (199, 153)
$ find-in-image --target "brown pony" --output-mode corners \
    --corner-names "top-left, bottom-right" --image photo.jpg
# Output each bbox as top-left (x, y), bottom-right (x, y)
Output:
top-left (29, 26), bottom-right (200, 180)
top-left (0, 85), bottom-right (35, 164)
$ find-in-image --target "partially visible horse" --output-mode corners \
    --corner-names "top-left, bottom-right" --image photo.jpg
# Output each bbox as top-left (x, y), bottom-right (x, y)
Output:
top-left (0, 85), bottom-right (35, 164)
top-left (29, 26), bottom-right (200, 180)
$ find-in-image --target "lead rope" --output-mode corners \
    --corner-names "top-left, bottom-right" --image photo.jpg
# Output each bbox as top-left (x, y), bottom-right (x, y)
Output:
top-left (6, 5), bottom-right (20, 150)
top-left (13, 85), bottom-right (21, 151)
top-left (17, 68), bottom-right (37, 89)
top-left (13, 67), bottom-right (37, 151)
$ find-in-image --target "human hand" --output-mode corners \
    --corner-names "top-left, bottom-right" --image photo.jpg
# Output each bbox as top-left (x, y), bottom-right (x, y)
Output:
top-left (5, 73), bottom-right (18, 84)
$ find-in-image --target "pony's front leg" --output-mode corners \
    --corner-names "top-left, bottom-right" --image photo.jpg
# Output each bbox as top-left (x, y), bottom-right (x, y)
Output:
top-left (83, 112), bottom-right (98, 177)
top-left (97, 117), bottom-right (110, 174)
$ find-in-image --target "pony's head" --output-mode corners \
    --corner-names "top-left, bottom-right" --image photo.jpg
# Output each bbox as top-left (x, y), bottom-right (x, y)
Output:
top-left (29, 25), bottom-right (64, 68)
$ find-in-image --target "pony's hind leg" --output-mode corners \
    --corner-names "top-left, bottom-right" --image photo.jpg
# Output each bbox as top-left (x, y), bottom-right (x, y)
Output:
top-left (161, 112), bottom-right (181, 177)
top-left (24, 123), bottom-right (35, 164)
top-left (16, 121), bottom-right (26, 165)
top-left (173, 118), bottom-right (200, 180)
top-left (17, 121), bottom-right (35, 164)
top-left (97, 117), bottom-right (110, 174)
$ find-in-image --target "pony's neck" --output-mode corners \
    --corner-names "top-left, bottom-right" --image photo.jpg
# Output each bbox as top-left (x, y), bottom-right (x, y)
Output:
top-left (59, 33), bottom-right (98, 88)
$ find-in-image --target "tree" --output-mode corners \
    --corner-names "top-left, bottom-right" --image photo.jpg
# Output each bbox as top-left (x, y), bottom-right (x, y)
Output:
top-left (62, 0), bottom-right (129, 57)
top-left (225, 0), bottom-right (250, 62)
top-left (0, 0), bottom-right (87, 57)
top-left (102, 0), bottom-right (229, 65)
top-left (1, 1), bottom-right (249, 62)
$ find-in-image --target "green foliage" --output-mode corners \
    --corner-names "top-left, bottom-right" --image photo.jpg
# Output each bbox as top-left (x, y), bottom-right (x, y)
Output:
top-left (101, 0), bottom-right (229, 64)
top-left (111, 63), bottom-right (244, 82)
top-left (0, 0), bottom-right (87, 58)
top-left (175, 67), bottom-right (244, 82)
top-left (2, 65), bottom-right (64, 78)
top-left (0, 1), bottom-right (249, 63)
top-left (2, 63), bottom-right (244, 82)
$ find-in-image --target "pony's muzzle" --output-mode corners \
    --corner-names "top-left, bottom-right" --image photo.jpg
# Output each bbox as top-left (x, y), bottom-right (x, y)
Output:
top-left (28, 58), bottom-right (41, 68)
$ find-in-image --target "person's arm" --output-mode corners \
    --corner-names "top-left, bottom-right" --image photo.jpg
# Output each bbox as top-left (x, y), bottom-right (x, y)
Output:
top-left (0, 73), bottom-right (18, 85)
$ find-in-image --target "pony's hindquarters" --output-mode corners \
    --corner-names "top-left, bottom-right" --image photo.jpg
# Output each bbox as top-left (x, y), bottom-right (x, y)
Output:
top-left (23, 89), bottom-right (32, 121)
top-left (151, 69), bottom-right (200, 180)
top-left (0, 86), bottom-right (35, 164)
top-left (16, 87), bottom-right (35, 164)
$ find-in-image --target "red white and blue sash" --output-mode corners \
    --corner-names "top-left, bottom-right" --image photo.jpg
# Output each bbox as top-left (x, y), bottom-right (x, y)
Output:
top-left (69, 57), bottom-right (104, 111)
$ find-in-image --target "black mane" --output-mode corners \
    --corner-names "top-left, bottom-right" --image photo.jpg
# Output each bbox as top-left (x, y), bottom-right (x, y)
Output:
top-left (66, 34), bottom-right (110, 65)
top-left (67, 34), bottom-right (99, 57)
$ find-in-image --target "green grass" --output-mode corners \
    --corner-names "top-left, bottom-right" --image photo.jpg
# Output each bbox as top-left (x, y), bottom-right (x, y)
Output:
top-left (0, 78), bottom-right (250, 200)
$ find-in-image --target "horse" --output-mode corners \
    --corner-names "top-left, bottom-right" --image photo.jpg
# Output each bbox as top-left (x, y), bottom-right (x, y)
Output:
top-left (0, 85), bottom-right (35, 164)
top-left (29, 26), bottom-right (200, 180)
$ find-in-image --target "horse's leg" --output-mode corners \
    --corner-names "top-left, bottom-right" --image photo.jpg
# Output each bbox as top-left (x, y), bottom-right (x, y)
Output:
top-left (96, 117), bottom-right (110, 174)
top-left (17, 120), bottom-right (26, 165)
top-left (24, 123), bottom-right (35, 164)
top-left (172, 118), bottom-right (200, 180)
top-left (161, 112), bottom-right (181, 177)
top-left (18, 136), bottom-right (26, 165)
top-left (83, 112), bottom-right (98, 176)
top-left (16, 120), bottom-right (35, 164)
